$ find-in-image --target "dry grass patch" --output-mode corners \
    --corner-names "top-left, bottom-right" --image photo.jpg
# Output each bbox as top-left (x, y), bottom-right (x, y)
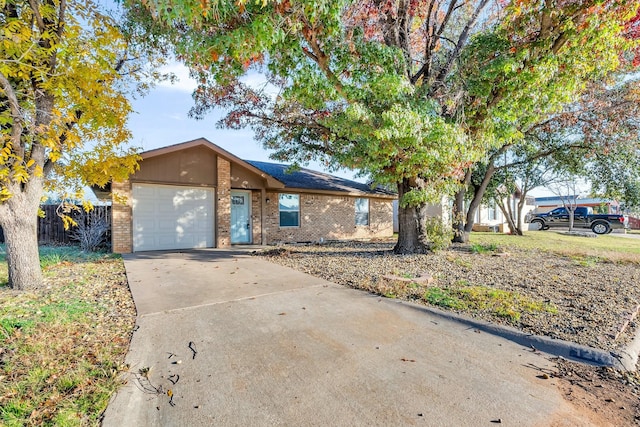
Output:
top-left (0, 247), bottom-right (135, 426)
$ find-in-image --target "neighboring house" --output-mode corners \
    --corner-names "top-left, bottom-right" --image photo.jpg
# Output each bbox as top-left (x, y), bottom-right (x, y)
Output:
top-left (392, 198), bottom-right (451, 233)
top-left (472, 193), bottom-right (536, 233)
top-left (391, 192), bottom-right (533, 234)
top-left (105, 138), bottom-right (395, 253)
top-left (533, 196), bottom-right (622, 214)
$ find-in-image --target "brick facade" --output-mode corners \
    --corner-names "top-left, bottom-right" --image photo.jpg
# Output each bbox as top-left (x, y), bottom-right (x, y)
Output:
top-left (111, 181), bottom-right (132, 253)
top-left (110, 139), bottom-right (395, 253)
top-left (216, 157), bottom-right (231, 248)
top-left (263, 192), bottom-right (393, 244)
top-left (251, 190), bottom-right (262, 245)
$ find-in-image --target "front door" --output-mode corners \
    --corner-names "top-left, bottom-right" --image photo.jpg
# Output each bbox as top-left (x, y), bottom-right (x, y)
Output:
top-left (230, 190), bottom-right (251, 244)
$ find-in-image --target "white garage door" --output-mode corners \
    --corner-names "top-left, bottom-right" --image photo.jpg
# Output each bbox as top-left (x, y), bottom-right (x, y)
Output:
top-left (132, 184), bottom-right (215, 252)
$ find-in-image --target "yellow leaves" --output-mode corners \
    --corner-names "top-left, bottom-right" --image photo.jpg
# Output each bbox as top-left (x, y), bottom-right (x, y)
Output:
top-left (0, 0), bottom-right (151, 209)
top-left (61, 215), bottom-right (77, 230)
top-left (0, 187), bottom-right (12, 203)
top-left (12, 164), bottom-right (29, 183)
top-left (81, 200), bottom-right (94, 213)
top-left (2, 144), bottom-right (12, 158)
top-left (48, 151), bottom-right (61, 163)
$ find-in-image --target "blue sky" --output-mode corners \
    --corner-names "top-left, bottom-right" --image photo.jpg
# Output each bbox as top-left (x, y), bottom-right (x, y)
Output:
top-left (127, 63), bottom-right (363, 181)
top-left (127, 62), bottom-right (558, 197)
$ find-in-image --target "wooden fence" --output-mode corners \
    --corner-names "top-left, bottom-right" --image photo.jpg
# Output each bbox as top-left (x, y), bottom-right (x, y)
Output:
top-left (0, 205), bottom-right (111, 245)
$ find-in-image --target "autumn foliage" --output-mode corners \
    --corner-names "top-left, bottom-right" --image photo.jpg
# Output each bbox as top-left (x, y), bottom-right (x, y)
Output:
top-left (136, 0), bottom-right (640, 251)
top-left (1, 0), bottom-right (167, 289)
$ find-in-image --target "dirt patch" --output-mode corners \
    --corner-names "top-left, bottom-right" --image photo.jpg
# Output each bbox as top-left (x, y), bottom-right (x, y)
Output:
top-left (552, 359), bottom-right (640, 426)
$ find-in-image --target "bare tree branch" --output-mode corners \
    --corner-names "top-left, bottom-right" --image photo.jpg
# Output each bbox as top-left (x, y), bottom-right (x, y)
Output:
top-left (431, 0), bottom-right (490, 92)
top-left (0, 71), bottom-right (25, 153)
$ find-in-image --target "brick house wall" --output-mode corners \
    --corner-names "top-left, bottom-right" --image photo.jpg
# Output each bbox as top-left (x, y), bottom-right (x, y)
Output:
top-left (251, 190), bottom-right (263, 244)
top-left (263, 191), bottom-right (393, 244)
top-left (216, 157), bottom-right (231, 248)
top-left (109, 139), bottom-right (395, 252)
top-left (111, 181), bottom-right (132, 253)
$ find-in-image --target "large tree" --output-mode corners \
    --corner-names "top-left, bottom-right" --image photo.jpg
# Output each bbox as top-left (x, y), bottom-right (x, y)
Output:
top-left (460, 69), bottom-right (640, 239)
top-left (134, 0), bottom-right (638, 252)
top-left (453, 7), bottom-right (640, 241)
top-left (0, 0), bottom-right (167, 290)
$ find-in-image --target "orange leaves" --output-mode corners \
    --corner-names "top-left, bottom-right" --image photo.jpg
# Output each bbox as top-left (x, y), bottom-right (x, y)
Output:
top-left (241, 53), bottom-right (264, 69)
top-left (623, 5), bottom-right (640, 66)
top-left (274, 0), bottom-right (292, 15)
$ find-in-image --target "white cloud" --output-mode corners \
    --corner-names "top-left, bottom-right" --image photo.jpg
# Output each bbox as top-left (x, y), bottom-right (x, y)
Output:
top-left (240, 71), bottom-right (279, 98)
top-left (158, 62), bottom-right (198, 93)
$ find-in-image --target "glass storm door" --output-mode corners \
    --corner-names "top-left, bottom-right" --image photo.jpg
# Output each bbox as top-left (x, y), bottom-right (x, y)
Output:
top-left (230, 190), bottom-right (251, 244)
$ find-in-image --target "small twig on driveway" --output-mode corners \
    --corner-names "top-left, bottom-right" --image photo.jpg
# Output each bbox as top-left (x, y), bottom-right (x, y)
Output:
top-left (188, 341), bottom-right (197, 359)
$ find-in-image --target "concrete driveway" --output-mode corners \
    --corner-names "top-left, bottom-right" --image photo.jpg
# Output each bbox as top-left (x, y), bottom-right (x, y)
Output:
top-left (102, 249), bottom-right (593, 426)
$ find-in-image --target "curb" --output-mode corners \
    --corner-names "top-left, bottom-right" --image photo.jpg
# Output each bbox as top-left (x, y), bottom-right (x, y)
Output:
top-left (386, 297), bottom-right (639, 371)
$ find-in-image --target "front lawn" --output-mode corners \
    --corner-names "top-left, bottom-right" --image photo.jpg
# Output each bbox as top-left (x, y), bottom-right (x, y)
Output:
top-left (471, 230), bottom-right (640, 263)
top-left (0, 246), bottom-right (135, 426)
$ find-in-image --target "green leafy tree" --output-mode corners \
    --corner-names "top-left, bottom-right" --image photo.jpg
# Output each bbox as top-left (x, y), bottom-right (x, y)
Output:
top-left (470, 70), bottom-right (640, 238)
top-left (0, 0), bottom-right (168, 290)
top-left (453, 7), bottom-right (640, 241)
top-left (132, 0), bottom-right (639, 252)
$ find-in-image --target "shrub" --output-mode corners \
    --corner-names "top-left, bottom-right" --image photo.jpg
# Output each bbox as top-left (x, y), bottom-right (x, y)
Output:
top-left (425, 216), bottom-right (453, 252)
top-left (68, 209), bottom-right (110, 252)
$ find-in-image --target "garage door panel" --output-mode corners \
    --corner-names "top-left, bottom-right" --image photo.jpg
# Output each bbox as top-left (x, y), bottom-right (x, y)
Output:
top-left (132, 184), bottom-right (215, 252)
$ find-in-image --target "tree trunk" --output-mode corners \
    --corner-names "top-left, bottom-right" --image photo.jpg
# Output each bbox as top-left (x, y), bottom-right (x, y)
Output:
top-left (515, 194), bottom-right (526, 235)
top-left (452, 188), bottom-right (469, 243)
top-left (569, 209), bottom-right (574, 232)
top-left (394, 178), bottom-right (431, 254)
top-left (497, 197), bottom-right (519, 235)
top-left (0, 181), bottom-right (44, 290)
top-left (465, 163), bottom-right (496, 235)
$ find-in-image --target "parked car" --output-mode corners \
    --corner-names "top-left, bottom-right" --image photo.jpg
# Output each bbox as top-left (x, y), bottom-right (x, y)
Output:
top-left (530, 206), bottom-right (628, 235)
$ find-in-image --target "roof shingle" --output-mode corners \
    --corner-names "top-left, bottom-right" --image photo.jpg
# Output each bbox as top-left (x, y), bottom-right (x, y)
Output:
top-left (246, 160), bottom-right (395, 197)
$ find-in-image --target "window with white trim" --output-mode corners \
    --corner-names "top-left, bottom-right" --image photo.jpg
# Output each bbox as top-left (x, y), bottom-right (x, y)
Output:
top-left (355, 198), bottom-right (369, 226)
top-left (488, 201), bottom-right (497, 221)
top-left (279, 194), bottom-right (300, 227)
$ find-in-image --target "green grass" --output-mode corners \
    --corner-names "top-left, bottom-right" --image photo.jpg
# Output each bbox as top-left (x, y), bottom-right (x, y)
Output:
top-left (469, 242), bottom-right (498, 254)
top-left (0, 245), bottom-right (113, 268)
top-left (423, 285), bottom-right (557, 323)
top-left (470, 231), bottom-right (640, 263)
top-left (0, 245), bottom-right (133, 426)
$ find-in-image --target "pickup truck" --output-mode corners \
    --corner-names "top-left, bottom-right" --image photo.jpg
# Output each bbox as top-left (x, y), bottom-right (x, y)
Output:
top-left (530, 206), bottom-right (628, 235)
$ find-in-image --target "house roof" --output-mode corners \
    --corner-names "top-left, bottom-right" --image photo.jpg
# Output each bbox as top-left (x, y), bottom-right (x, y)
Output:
top-left (246, 160), bottom-right (395, 198)
top-left (94, 137), bottom-right (395, 199)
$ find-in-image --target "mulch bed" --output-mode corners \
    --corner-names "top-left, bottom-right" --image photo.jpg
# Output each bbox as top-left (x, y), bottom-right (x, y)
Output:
top-left (257, 240), bottom-right (640, 352)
